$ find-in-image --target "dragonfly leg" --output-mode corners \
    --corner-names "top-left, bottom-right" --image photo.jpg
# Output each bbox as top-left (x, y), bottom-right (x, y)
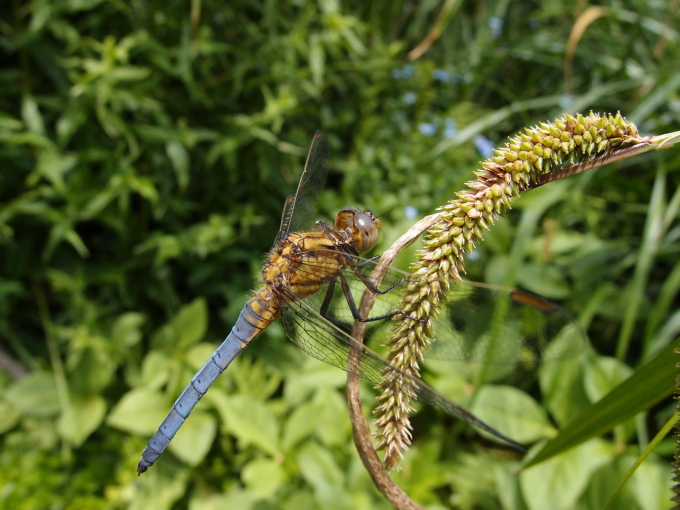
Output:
top-left (338, 272), bottom-right (424, 323)
top-left (319, 279), bottom-right (337, 318)
top-left (350, 264), bottom-right (407, 295)
top-left (355, 253), bottom-right (382, 269)
top-left (318, 279), bottom-right (360, 330)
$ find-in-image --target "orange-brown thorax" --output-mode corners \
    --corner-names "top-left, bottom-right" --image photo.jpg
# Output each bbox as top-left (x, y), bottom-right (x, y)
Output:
top-left (250, 207), bottom-right (381, 327)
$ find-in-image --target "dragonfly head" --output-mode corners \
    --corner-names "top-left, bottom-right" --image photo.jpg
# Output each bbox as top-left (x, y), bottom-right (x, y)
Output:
top-left (335, 207), bottom-right (382, 254)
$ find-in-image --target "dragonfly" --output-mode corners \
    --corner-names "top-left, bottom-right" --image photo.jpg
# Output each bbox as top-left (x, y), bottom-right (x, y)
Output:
top-left (137, 131), bottom-right (583, 474)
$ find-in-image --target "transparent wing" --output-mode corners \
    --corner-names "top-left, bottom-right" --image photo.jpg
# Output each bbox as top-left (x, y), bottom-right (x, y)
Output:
top-left (280, 250), bottom-right (585, 366)
top-left (275, 131), bottom-right (330, 244)
top-left (278, 288), bottom-right (526, 452)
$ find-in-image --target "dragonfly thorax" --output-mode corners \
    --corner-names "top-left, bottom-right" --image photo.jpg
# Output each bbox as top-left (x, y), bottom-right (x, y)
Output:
top-left (335, 207), bottom-right (381, 254)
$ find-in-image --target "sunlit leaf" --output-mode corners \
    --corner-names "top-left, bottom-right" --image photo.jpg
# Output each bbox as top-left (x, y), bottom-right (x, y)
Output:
top-left (169, 411), bottom-right (217, 467)
top-left (241, 458), bottom-right (286, 499)
top-left (4, 372), bottom-right (60, 417)
top-left (58, 394), bottom-right (106, 446)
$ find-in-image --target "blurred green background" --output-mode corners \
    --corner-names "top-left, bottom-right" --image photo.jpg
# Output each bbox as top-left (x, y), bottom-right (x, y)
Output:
top-left (1, 1), bottom-right (679, 509)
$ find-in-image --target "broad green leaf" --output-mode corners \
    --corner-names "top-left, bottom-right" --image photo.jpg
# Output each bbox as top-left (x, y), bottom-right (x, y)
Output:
top-left (66, 333), bottom-right (117, 394)
top-left (130, 462), bottom-right (191, 510)
top-left (583, 355), bottom-right (633, 402)
top-left (189, 489), bottom-right (254, 510)
top-left (21, 94), bottom-right (45, 136)
top-left (0, 398), bottom-right (21, 434)
top-left (169, 411), bottom-right (216, 467)
top-left (470, 385), bottom-right (556, 444)
top-left (520, 439), bottom-right (613, 510)
top-left (151, 298), bottom-right (207, 350)
top-left (311, 386), bottom-right (351, 447)
top-left (524, 336), bottom-right (679, 468)
top-left (282, 400), bottom-right (322, 451)
top-left (174, 298), bottom-right (208, 350)
top-left (107, 388), bottom-right (170, 434)
top-left (241, 458), bottom-right (286, 499)
top-left (213, 394), bottom-right (280, 456)
top-left (283, 362), bottom-right (347, 406)
top-left (140, 350), bottom-right (176, 389)
top-left (166, 141), bottom-right (190, 190)
top-left (4, 372), bottom-right (60, 417)
top-left (539, 353), bottom-right (589, 427)
top-left (296, 440), bottom-right (352, 507)
top-left (631, 458), bottom-right (672, 510)
top-left (58, 395), bottom-right (107, 446)
top-left (581, 458), bottom-right (637, 510)
top-left (111, 312), bottom-right (146, 349)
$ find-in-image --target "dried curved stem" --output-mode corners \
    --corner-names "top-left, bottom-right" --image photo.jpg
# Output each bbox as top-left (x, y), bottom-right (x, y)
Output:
top-left (346, 213), bottom-right (440, 510)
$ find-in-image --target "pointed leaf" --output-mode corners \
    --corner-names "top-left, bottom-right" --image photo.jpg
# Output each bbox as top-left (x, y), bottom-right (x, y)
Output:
top-left (58, 395), bottom-right (107, 446)
top-left (471, 385), bottom-right (556, 444)
top-left (107, 388), bottom-right (170, 435)
top-left (4, 372), bottom-right (60, 417)
top-left (524, 336), bottom-right (679, 468)
top-left (169, 411), bottom-right (216, 466)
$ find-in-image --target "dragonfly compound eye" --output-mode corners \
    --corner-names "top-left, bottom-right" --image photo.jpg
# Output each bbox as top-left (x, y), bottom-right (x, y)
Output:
top-left (352, 210), bottom-right (380, 253)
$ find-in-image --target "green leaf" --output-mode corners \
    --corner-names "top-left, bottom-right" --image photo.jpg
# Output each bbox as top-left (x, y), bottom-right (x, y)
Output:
top-left (106, 388), bottom-right (170, 435)
top-left (130, 462), bottom-right (191, 510)
top-left (0, 398), bottom-right (22, 434)
top-left (583, 355), bottom-right (633, 402)
top-left (630, 458), bottom-right (672, 510)
top-left (296, 440), bottom-right (351, 507)
top-left (4, 372), bottom-right (60, 417)
top-left (310, 386), bottom-right (351, 447)
top-left (524, 336), bottom-right (680, 468)
top-left (174, 298), bottom-right (208, 350)
top-left (111, 312), bottom-right (146, 349)
top-left (22, 94), bottom-right (46, 136)
top-left (213, 394), bottom-right (280, 456)
top-left (282, 401), bottom-right (322, 451)
top-left (166, 141), bottom-right (190, 190)
top-left (58, 395), bottom-right (107, 446)
top-left (539, 353), bottom-right (589, 427)
top-left (241, 458), bottom-right (286, 499)
top-left (154, 298), bottom-right (208, 350)
top-left (471, 385), bottom-right (556, 444)
top-left (169, 411), bottom-right (217, 467)
top-left (520, 439), bottom-right (613, 510)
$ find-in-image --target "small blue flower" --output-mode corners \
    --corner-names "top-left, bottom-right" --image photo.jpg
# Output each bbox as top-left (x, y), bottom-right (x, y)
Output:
top-left (432, 69), bottom-right (451, 82)
top-left (401, 65), bottom-right (414, 78)
top-left (392, 65), bottom-right (414, 79)
top-left (403, 92), bottom-right (417, 105)
top-left (473, 134), bottom-right (495, 158)
top-left (559, 95), bottom-right (574, 110)
top-left (488, 16), bottom-right (503, 39)
top-left (404, 206), bottom-right (418, 220)
top-left (443, 118), bottom-right (457, 139)
top-left (418, 123), bottom-right (437, 136)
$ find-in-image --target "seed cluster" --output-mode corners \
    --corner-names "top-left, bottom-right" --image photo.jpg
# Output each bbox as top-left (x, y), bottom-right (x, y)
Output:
top-left (373, 112), bottom-right (643, 470)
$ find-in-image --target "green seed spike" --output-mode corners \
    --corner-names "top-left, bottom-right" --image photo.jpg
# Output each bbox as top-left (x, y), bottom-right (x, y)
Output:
top-left (373, 111), bottom-right (643, 471)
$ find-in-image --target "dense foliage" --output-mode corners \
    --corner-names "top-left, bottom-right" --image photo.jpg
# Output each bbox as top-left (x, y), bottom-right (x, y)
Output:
top-left (1, 1), bottom-right (679, 509)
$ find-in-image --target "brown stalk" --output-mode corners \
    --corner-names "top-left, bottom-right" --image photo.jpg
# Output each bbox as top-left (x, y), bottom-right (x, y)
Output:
top-left (346, 213), bottom-right (440, 510)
